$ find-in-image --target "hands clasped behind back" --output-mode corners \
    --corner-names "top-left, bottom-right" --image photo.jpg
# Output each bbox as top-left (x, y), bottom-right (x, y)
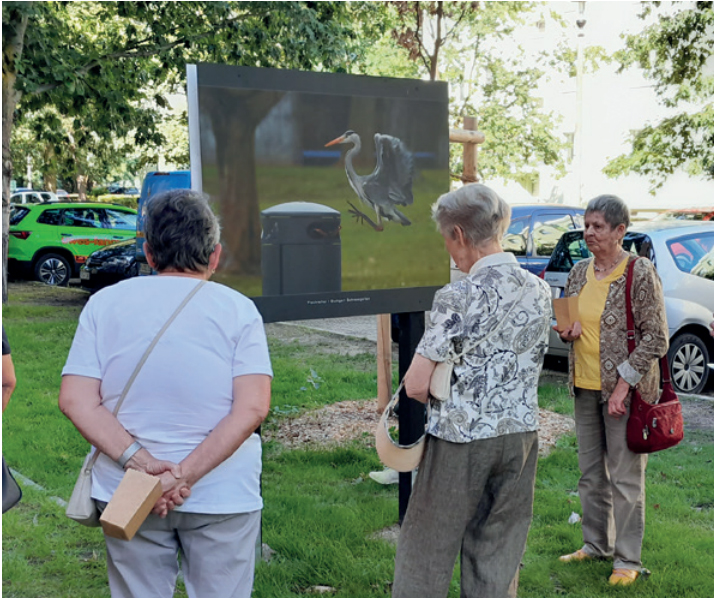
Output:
top-left (124, 448), bottom-right (191, 517)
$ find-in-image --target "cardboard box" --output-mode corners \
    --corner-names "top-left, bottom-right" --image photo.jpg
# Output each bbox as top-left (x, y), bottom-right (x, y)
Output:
top-left (553, 296), bottom-right (580, 331)
top-left (100, 469), bottom-right (162, 541)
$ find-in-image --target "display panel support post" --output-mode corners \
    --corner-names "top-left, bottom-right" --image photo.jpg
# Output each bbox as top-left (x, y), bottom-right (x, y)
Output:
top-left (396, 311), bottom-right (426, 523)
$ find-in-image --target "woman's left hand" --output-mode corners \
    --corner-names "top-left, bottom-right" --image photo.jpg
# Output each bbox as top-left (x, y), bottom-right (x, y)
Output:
top-left (608, 378), bottom-right (631, 418)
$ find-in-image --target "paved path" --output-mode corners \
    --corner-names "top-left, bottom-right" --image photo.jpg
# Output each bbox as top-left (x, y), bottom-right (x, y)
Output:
top-left (281, 315), bottom-right (380, 343)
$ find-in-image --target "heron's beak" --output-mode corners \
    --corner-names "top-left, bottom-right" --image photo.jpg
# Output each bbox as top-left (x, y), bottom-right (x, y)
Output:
top-left (325, 136), bottom-right (345, 147)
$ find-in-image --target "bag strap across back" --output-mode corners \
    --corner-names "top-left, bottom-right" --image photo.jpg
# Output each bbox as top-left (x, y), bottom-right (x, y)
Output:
top-left (624, 258), bottom-right (672, 390)
top-left (86, 280), bottom-right (207, 470)
top-left (451, 273), bottom-right (530, 362)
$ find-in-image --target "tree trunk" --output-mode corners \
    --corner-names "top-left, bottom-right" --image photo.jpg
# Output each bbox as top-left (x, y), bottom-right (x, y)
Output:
top-left (206, 89), bottom-right (283, 276)
top-left (76, 172), bottom-right (88, 201)
top-left (43, 144), bottom-right (57, 191)
top-left (2, 11), bottom-right (30, 303)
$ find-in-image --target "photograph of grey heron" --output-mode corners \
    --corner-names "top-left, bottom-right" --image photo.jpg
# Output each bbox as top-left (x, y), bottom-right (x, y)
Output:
top-left (325, 130), bottom-right (415, 232)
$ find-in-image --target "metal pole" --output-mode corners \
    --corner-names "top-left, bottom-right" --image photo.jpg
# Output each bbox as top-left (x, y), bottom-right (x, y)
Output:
top-left (396, 311), bottom-right (426, 523)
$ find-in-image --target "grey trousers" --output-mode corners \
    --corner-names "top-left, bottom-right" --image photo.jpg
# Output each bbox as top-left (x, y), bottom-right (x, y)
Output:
top-left (574, 388), bottom-right (647, 570)
top-left (98, 504), bottom-right (261, 598)
top-left (393, 432), bottom-right (538, 598)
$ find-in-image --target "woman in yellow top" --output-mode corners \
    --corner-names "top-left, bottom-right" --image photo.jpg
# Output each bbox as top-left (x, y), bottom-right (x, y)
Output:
top-left (556, 195), bottom-right (668, 586)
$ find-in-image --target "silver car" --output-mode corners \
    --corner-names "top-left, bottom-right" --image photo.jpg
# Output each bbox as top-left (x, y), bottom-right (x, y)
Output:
top-left (544, 220), bottom-right (714, 394)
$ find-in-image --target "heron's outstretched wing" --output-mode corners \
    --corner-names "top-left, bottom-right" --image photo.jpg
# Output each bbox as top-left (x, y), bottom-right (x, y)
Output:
top-left (363, 134), bottom-right (414, 207)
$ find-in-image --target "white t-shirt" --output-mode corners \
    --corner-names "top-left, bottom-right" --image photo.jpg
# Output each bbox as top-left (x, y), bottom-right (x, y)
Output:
top-left (62, 275), bottom-right (273, 514)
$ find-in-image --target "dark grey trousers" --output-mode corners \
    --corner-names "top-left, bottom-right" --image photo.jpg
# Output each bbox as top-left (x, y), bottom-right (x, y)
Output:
top-left (392, 431), bottom-right (538, 598)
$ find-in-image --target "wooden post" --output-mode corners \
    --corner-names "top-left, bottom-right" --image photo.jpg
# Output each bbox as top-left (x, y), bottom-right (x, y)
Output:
top-left (448, 117), bottom-right (484, 185)
top-left (376, 314), bottom-right (392, 414)
top-left (462, 116), bottom-right (479, 183)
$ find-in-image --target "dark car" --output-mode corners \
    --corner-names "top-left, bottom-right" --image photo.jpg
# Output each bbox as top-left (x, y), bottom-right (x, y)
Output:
top-left (501, 204), bottom-right (584, 274)
top-left (79, 239), bottom-right (138, 292)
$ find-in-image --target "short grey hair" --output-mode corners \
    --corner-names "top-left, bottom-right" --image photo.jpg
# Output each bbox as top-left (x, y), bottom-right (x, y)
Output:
top-left (585, 194), bottom-right (630, 230)
top-left (145, 189), bottom-right (220, 273)
top-left (432, 183), bottom-right (511, 247)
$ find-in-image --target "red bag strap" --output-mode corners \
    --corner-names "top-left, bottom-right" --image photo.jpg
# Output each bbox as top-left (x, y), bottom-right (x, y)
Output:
top-left (624, 257), bottom-right (672, 387)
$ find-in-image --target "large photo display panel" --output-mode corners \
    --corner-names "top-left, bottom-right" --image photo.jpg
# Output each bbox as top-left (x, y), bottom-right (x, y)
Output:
top-left (188, 64), bottom-right (450, 322)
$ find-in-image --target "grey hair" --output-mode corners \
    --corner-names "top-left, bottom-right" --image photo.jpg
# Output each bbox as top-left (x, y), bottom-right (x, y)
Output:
top-left (585, 194), bottom-right (630, 230)
top-left (145, 189), bottom-right (220, 273)
top-left (432, 183), bottom-right (511, 247)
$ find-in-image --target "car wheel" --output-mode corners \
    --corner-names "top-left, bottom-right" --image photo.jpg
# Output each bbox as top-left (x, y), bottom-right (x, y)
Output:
top-left (668, 333), bottom-right (710, 395)
top-left (34, 253), bottom-right (71, 286)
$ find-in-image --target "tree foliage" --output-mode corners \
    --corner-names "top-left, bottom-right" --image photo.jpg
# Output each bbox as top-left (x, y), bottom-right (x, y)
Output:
top-left (1, 0), bottom-right (376, 299)
top-left (604, 1), bottom-right (714, 187)
top-left (380, 1), bottom-right (567, 182)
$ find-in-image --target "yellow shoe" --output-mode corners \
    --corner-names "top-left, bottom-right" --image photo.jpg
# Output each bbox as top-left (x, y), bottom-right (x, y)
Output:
top-left (559, 548), bottom-right (591, 563)
top-left (609, 569), bottom-right (640, 586)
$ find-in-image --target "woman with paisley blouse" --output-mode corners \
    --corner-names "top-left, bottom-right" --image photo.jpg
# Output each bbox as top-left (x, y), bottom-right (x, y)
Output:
top-left (394, 184), bottom-right (552, 598)
top-left (557, 195), bottom-right (668, 586)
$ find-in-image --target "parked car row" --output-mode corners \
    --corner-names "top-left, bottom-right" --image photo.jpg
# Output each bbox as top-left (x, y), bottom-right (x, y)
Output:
top-left (8, 185), bottom-right (714, 395)
top-left (543, 220), bottom-right (714, 394)
top-left (7, 172), bottom-right (191, 291)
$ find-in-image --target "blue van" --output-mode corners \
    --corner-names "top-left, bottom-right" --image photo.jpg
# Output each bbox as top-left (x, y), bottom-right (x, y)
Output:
top-left (136, 171), bottom-right (191, 272)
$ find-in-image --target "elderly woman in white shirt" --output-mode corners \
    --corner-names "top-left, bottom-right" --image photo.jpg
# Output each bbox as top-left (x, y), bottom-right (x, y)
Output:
top-left (59, 189), bottom-right (272, 598)
top-left (392, 184), bottom-right (552, 598)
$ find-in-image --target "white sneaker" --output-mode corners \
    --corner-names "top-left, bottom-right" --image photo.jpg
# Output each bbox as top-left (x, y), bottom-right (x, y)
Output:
top-left (369, 468), bottom-right (400, 485)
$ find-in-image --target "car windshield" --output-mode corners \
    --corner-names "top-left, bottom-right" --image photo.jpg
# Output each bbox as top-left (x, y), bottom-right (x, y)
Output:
top-left (547, 230), bottom-right (654, 272)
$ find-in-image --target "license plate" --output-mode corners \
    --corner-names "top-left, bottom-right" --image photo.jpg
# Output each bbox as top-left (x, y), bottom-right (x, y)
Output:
top-left (80, 270), bottom-right (90, 280)
top-left (139, 263), bottom-right (152, 276)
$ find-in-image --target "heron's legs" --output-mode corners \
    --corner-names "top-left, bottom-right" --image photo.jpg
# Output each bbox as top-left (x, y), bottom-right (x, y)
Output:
top-left (347, 201), bottom-right (384, 232)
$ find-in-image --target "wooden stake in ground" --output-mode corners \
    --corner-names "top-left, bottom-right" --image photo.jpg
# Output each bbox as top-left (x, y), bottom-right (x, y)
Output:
top-left (376, 314), bottom-right (392, 414)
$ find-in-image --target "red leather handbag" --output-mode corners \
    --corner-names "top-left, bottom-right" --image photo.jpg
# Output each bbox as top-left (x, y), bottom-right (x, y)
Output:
top-left (624, 259), bottom-right (684, 454)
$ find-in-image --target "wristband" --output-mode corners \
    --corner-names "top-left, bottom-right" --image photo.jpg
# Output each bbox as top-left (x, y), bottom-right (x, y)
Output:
top-left (117, 441), bottom-right (143, 469)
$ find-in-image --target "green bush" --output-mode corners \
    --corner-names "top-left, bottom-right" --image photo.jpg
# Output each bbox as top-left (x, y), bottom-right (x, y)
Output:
top-left (93, 194), bottom-right (139, 210)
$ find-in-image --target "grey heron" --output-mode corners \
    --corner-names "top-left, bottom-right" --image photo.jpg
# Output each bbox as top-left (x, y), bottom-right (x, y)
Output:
top-left (325, 131), bottom-right (414, 232)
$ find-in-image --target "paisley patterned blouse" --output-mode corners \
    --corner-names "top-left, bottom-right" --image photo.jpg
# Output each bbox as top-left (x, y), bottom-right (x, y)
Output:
top-left (417, 252), bottom-right (552, 443)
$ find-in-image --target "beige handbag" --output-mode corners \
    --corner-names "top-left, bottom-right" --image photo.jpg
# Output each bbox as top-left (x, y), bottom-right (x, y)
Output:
top-left (375, 382), bottom-right (431, 472)
top-left (66, 281), bottom-right (206, 526)
top-left (429, 359), bottom-right (460, 402)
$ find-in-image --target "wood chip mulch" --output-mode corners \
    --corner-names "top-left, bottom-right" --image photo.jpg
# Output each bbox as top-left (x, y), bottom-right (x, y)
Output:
top-left (264, 400), bottom-right (574, 456)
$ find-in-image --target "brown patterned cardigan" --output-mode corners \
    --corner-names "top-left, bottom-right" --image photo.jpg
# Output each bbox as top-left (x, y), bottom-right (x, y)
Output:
top-left (564, 256), bottom-right (669, 405)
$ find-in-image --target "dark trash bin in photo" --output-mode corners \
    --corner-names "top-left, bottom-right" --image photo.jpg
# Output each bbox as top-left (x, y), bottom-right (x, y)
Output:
top-left (261, 202), bottom-right (341, 295)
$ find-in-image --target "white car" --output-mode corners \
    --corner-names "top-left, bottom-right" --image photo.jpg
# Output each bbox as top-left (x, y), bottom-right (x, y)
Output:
top-left (544, 220), bottom-right (714, 394)
top-left (11, 190), bottom-right (59, 204)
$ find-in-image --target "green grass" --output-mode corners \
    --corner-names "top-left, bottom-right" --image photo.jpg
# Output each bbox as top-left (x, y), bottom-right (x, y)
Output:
top-left (3, 291), bottom-right (714, 597)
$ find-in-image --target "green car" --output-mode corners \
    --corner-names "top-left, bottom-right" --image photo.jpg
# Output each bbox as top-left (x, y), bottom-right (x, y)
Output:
top-left (8, 202), bottom-right (137, 286)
